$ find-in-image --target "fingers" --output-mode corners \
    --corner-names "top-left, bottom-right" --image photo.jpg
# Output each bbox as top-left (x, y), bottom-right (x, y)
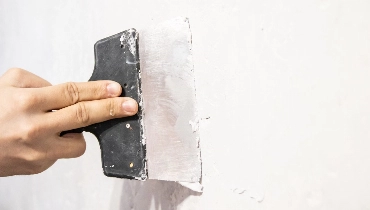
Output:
top-left (37, 80), bottom-right (122, 111)
top-left (46, 97), bottom-right (138, 132)
top-left (52, 133), bottom-right (86, 159)
top-left (0, 68), bottom-right (51, 88)
top-left (25, 133), bottom-right (86, 161)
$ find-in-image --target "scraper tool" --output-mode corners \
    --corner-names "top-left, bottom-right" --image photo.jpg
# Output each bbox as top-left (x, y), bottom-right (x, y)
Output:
top-left (64, 17), bottom-right (201, 183)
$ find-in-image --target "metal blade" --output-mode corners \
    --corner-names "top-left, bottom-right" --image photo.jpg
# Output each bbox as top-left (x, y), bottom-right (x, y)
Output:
top-left (139, 17), bottom-right (201, 182)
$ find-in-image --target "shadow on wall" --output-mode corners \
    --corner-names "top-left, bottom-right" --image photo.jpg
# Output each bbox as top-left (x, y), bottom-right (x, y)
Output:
top-left (120, 180), bottom-right (201, 210)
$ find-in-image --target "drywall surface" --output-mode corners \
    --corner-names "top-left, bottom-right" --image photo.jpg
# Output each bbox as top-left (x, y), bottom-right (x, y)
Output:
top-left (1, 0), bottom-right (370, 210)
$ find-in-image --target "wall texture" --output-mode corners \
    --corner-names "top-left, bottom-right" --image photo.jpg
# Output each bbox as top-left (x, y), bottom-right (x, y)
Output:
top-left (1, 0), bottom-right (370, 209)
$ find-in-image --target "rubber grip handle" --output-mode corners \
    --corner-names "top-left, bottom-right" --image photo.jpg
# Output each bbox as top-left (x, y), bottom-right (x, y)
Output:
top-left (61, 29), bottom-right (146, 180)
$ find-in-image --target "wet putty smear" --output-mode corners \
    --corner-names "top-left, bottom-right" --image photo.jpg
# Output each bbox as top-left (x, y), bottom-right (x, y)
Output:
top-left (139, 17), bottom-right (202, 188)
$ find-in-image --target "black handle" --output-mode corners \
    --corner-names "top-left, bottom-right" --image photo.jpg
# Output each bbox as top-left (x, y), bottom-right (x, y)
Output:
top-left (62, 29), bottom-right (146, 180)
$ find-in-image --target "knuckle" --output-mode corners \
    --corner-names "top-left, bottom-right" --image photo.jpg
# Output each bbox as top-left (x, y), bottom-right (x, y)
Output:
top-left (65, 82), bottom-right (80, 104)
top-left (75, 103), bottom-right (90, 124)
top-left (6, 68), bottom-right (24, 78)
top-left (23, 152), bottom-right (41, 163)
top-left (22, 124), bottom-right (43, 141)
top-left (92, 82), bottom-right (105, 97)
top-left (16, 92), bottom-right (40, 110)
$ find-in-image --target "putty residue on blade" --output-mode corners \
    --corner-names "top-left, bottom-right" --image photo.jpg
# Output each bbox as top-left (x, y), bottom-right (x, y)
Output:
top-left (139, 17), bottom-right (202, 184)
top-left (119, 28), bottom-right (147, 180)
top-left (120, 28), bottom-right (138, 56)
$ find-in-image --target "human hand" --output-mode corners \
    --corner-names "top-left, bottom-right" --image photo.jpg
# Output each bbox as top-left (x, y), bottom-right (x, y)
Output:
top-left (0, 68), bottom-right (138, 177)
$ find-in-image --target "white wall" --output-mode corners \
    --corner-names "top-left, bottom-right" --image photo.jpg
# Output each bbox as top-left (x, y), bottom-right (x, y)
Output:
top-left (1, 0), bottom-right (370, 209)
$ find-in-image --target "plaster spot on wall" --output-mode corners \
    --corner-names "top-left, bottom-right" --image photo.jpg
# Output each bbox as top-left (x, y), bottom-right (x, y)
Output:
top-left (231, 187), bottom-right (265, 203)
top-left (249, 191), bottom-right (265, 203)
top-left (233, 188), bottom-right (246, 194)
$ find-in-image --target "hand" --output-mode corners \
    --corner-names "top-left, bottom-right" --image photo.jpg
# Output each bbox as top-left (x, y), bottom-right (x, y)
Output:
top-left (0, 68), bottom-right (138, 177)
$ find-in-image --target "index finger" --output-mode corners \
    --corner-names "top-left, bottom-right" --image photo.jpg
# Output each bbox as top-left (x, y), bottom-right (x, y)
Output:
top-left (37, 80), bottom-right (122, 111)
top-left (45, 97), bottom-right (138, 133)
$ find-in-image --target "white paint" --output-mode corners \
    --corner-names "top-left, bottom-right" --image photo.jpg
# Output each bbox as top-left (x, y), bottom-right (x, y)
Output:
top-left (1, 0), bottom-right (370, 210)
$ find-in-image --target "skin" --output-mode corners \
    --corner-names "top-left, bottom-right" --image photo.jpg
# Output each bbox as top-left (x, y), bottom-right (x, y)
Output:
top-left (0, 68), bottom-right (138, 177)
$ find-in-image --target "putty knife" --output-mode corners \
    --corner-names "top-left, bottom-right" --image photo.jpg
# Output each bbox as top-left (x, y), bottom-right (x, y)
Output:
top-left (64, 18), bottom-right (201, 184)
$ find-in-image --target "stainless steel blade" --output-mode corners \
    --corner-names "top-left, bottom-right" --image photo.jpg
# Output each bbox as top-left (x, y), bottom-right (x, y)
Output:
top-left (139, 17), bottom-right (201, 182)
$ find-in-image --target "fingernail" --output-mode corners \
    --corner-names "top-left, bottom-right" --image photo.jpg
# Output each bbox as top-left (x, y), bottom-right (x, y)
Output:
top-left (107, 82), bottom-right (121, 96)
top-left (122, 99), bottom-right (138, 114)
